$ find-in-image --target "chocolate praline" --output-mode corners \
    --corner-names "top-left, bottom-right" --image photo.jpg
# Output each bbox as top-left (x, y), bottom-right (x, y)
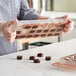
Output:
top-left (45, 56), bottom-right (51, 61)
top-left (17, 55), bottom-right (23, 60)
top-left (34, 59), bottom-right (40, 63)
top-left (29, 56), bottom-right (35, 60)
top-left (37, 53), bottom-right (43, 57)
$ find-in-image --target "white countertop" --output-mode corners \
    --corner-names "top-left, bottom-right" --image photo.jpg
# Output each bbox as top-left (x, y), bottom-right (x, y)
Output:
top-left (0, 38), bottom-right (76, 76)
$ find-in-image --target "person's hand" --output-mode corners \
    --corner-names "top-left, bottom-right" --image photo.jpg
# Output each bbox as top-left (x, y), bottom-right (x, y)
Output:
top-left (2, 19), bottom-right (17, 43)
top-left (55, 15), bottom-right (74, 33)
top-left (63, 19), bottom-right (74, 33)
top-left (55, 15), bottom-right (68, 19)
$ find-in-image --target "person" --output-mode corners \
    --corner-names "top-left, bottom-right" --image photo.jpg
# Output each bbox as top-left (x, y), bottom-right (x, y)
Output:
top-left (0, 0), bottom-right (73, 56)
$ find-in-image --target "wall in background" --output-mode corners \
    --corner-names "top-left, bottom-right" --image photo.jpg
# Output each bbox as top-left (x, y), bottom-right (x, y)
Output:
top-left (33, 0), bottom-right (76, 12)
top-left (54, 0), bottom-right (76, 12)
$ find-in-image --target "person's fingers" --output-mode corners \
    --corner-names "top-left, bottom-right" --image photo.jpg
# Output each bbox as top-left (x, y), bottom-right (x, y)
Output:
top-left (7, 33), bottom-right (16, 38)
top-left (8, 19), bottom-right (18, 27)
top-left (63, 19), bottom-right (74, 32)
top-left (66, 19), bottom-right (72, 24)
top-left (55, 15), bottom-right (68, 19)
top-left (3, 29), bottom-right (16, 43)
top-left (2, 20), bottom-right (17, 43)
top-left (8, 19), bottom-right (18, 32)
top-left (3, 28), bottom-right (12, 37)
top-left (6, 30), bottom-right (16, 37)
top-left (63, 24), bottom-right (71, 32)
top-left (66, 19), bottom-right (73, 28)
top-left (8, 35), bottom-right (16, 43)
top-left (2, 19), bottom-right (18, 29)
top-left (10, 19), bottom-right (18, 24)
top-left (5, 33), bottom-right (16, 43)
top-left (65, 24), bottom-right (74, 32)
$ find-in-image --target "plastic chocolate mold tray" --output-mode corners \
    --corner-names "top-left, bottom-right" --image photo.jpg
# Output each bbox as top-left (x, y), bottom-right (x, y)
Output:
top-left (60, 53), bottom-right (76, 65)
top-left (15, 19), bottom-right (67, 39)
top-left (52, 54), bottom-right (76, 70)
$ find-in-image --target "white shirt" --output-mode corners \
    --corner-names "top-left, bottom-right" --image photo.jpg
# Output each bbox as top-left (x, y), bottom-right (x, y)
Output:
top-left (0, 0), bottom-right (39, 55)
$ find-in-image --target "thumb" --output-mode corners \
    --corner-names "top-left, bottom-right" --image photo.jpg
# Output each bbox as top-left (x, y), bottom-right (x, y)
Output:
top-left (8, 19), bottom-right (18, 32)
top-left (55, 15), bottom-right (68, 19)
top-left (8, 19), bottom-right (18, 27)
top-left (10, 19), bottom-right (18, 25)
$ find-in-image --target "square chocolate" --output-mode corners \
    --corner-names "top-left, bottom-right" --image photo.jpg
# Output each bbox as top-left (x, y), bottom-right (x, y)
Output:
top-left (37, 30), bottom-right (42, 33)
top-left (32, 26), bottom-right (37, 29)
top-left (24, 26), bottom-right (31, 29)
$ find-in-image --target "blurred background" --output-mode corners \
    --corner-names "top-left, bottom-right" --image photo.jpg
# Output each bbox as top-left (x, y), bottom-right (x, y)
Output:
top-left (28, 0), bottom-right (76, 12)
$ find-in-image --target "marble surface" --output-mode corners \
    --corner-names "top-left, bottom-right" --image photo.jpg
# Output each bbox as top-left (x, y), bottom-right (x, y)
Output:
top-left (0, 38), bottom-right (76, 76)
